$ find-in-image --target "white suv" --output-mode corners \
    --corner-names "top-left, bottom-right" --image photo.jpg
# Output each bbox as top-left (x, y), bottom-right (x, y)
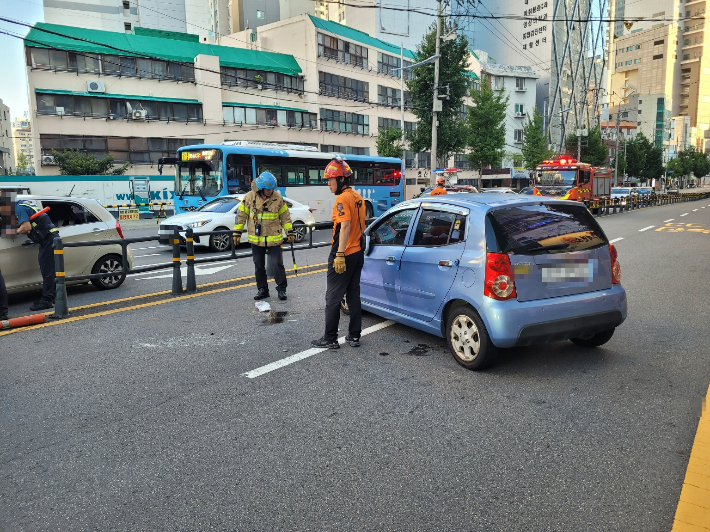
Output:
top-left (1, 195), bottom-right (134, 294)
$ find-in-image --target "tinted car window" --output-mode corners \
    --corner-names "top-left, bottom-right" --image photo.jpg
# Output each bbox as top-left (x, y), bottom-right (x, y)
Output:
top-left (198, 198), bottom-right (241, 213)
top-left (370, 208), bottom-right (416, 246)
top-left (412, 209), bottom-right (466, 246)
top-left (43, 201), bottom-right (100, 225)
top-left (486, 203), bottom-right (608, 255)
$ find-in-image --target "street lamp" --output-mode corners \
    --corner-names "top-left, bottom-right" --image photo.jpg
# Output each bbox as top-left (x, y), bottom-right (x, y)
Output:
top-left (391, 49), bottom-right (440, 182)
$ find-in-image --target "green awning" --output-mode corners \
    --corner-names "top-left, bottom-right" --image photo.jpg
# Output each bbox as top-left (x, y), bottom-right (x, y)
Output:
top-left (464, 71), bottom-right (479, 80)
top-left (222, 102), bottom-right (309, 113)
top-left (308, 15), bottom-right (417, 60)
top-left (35, 88), bottom-right (200, 104)
top-left (25, 23), bottom-right (302, 77)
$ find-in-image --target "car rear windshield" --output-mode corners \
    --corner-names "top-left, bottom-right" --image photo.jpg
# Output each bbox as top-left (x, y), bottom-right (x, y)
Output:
top-left (485, 203), bottom-right (608, 255)
top-left (198, 198), bottom-right (240, 213)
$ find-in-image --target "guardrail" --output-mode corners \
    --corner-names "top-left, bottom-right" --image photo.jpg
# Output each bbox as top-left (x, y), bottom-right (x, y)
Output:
top-left (50, 219), bottom-right (363, 319)
top-left (583, 191), bottom-right (710, 216)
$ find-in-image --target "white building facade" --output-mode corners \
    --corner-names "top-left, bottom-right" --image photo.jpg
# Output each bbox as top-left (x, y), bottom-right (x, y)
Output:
top-left (11, 118), bottom-right (35, 173)
top-left (0, 101), bottom-right (15, 175)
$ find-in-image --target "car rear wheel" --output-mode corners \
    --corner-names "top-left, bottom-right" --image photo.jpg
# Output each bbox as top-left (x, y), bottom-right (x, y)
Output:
top-left (209, 227), bottom-right (231, 252)
top-left (446, 305), bottom-right (498, 370)
top-left (90, 254), bottom-right (125, 290)
top-left (570, 328), bottom-right (615, 347)
top-left (292, 221), bottom-right (307, 243)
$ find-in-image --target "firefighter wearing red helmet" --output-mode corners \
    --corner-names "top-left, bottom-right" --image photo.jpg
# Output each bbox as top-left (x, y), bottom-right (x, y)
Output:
top-left (431, 175), bottom-right (447, 196)
top-left (311, 157), bottom-right (366, 349)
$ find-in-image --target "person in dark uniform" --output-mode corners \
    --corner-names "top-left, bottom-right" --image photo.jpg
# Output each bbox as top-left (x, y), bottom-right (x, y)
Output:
top-left (0, 269), bottom-right (7, 321)
top-left (16, 201), bottom-right (59, 311)
top-left (0, 198), bottom-right (10, 320)
top-left (311, 158), bottom-right (366, 349)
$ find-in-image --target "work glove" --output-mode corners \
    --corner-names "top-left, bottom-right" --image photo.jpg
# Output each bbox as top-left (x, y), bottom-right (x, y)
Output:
top-left (232, 232), bottom-right (242, 246)
top-left (287, 231), bottom-right (295, 244)
top-left (334, 252), bottom-right (346, 274)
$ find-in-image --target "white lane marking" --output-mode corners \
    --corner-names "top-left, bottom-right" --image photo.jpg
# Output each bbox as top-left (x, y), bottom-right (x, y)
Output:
top-left (131, 245), bottom-right (168, 251)
top-left (242, 320), bottom-right (395, 379)
top-left (134, 253), bottom-right (162, 258)
top-left (681, 213), bottom-right (689, 217)
top-left (693, 209), bottom-right (698, 211)
top-left (664, 219), bottom-right (675, 222)
top-left (639, 226), bottom-right (655, 232)
top-left (134, 264), bottom-right (234, 280)
top-left (609, 237), bottom-right (624, 243)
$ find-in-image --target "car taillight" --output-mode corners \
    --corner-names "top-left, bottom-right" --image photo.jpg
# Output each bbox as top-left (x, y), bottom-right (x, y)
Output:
top-left (116, 221), bottom-right (125, 239)
top-left (308, 208), bottom-right (314, 213)
top-left (484, 252), bottom-right (517, 300)
top-left (609, 244), bottom-right (621, 284)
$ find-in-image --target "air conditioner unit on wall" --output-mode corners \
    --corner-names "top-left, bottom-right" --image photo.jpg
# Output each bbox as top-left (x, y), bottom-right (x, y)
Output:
top-left (87, 80), bottom-right (105, 93)
top-left (42, 155), bottom-right (57, 165)
top-left (132, 109), bottom-right (147, 120)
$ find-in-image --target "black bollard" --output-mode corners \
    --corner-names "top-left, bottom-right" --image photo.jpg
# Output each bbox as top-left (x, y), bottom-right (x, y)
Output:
top-left (52, 236), bottom-right (70, 319)
top-left (171, 227), bottom-right (183, 295)
top-left (186, 227), bottom-right (197, 293)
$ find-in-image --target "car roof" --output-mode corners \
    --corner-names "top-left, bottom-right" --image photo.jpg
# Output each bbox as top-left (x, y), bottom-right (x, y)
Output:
top-left (18, 194), bottom-right (104, 206)
top-left (398, 193), bottom-right (579, 209)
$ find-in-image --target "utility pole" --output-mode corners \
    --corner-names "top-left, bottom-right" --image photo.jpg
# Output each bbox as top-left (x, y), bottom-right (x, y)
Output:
top-left (613, 110), bottom-right (621, 186)
top-left (430, 0), bottom-right (442, 184)
top-left (400, 43), bottom-right (406, 180)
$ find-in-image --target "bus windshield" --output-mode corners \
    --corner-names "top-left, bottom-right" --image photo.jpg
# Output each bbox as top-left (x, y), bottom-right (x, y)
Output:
top-left (176, 149), bottom-right (223, 198)
top-left (536, 170), bottom-right (577, 187)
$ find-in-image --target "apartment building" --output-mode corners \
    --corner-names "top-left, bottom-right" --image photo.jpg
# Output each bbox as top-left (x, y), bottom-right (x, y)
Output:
top-left (470, 50), bottom-right (539, 167)
top-left (26, 16), bottom-right (478, 177)
top-left (11, 118), bottom-right (35, 173)
top-left (0, 100), bottom-right (15, 174)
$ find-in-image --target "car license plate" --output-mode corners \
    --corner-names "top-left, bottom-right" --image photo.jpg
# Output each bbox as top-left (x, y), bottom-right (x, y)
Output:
top-left (541, 261), bottom-right (590, 283)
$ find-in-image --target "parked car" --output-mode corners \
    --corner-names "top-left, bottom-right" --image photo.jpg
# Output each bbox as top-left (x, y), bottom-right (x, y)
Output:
top-left (415, 185), bottom-right (479, 198)
top-left (0, 195), bottom-right (134, 294)
top-left (635, 187), bottom-right (654, 195)
top-left (479, 187), bottom-right (517, 193)
top-left (517, 187), bottom-right (536, 195)
top-left (159, 194), bottom-right (316, 251)
top-left (610, 187), bottom-right (637, 205)
top-left (667, 187), bottom-right (679, 194)
top-left (359, 195), bottom-right (627, 370)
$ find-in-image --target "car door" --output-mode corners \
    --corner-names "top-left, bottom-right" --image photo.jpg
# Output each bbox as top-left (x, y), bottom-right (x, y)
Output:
top-left (360, 206), bottom-right (418, 310)
top-left (40, 200), bottom-right (109, 276)
top-left (0, 225), bottom-right (43, 291)
top-left (397, 204), bottom-right (469, 322)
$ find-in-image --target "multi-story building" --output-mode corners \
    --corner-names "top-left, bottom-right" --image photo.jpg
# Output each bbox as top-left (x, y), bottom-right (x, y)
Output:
top-left (0, 100), bottom-right (15, 174)
top-left (470, 50), bottom-right (540, 167)
top-left (227, 0), bottom-right (314, 33)
top-left (472, 0), bottom-right (608, 152)
top-left (25, 16), bottom-right (479, 179)
top-left (11, 118), bottom-right (35, 173)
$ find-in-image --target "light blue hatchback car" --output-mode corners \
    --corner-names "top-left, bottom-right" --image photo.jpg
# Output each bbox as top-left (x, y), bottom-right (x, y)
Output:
top-left (359, 194), bottom-right (627, 370)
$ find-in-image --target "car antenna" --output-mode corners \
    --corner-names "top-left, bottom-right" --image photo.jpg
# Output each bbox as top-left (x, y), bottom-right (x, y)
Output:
top-left (67, 185), bottom-right (75, 197)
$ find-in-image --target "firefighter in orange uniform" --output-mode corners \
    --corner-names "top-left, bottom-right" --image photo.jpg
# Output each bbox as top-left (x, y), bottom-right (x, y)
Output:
top-left (430, 176), bottom-right (447, 196)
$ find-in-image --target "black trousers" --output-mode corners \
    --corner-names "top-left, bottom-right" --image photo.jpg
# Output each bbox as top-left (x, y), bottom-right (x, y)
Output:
top-left (0, 269), bottom-right (8, 317)
top-left (324, 250), bottom-right (364, 341)
top-left (251, 244), bottom-right (287, 291)
top-left (38, 236), bottom-right (56, 301)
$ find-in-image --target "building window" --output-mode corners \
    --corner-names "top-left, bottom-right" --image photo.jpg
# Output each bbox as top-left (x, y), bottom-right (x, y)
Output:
top-left (515, 103), bottom-right (525, 116)
top-left (320, 109), bottom-right (369, 135)
top-left (378, 85), bottom-right (401, 107)
top-left (222, 106), bottom-right (315, 128)
top-left (654, 39), bottom-right (665, 45)
top-left (378, 52), bottom-right (413, 79)
top-left (378, 117), bottom-right (401, 130)
top-left (317, 33), bottom-right (368, 68)
top-left (654, 54), bottom-right (664, 60)
top-left (321, 145), bottom-right (369, 155)
top-left (417, 152), bottom-right (431, 168)
top-left (257, 10), bottom-right (264, 18)
top-left (221, 67), bottom-right (303, 94)
top-left (514, 129), bottom-right (523, 142)
top-left (515, 77), bottom-right (525, 90)
top-left (124, 22), bottom-right (132, 31)
top-left (319, 72), bottom-right (368, 101)
top-left (453, 153), bottom-right (471, 170)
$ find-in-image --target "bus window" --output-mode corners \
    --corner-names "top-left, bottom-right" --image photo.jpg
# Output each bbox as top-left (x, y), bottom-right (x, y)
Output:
top-left (374, 168), bottom-right (400, 185)
top-left (353, 167), bottom-right (373, 185)
top-left (176, 148), bottom-right (223, 197)
top-left (226, 154), bottom-right (252, 193)
top-left (285, 166), bottom-right (307, 185)
top-left (308, 167), bottom-right (325, 185)
top-left (255, 156), bottom-right (284, 185)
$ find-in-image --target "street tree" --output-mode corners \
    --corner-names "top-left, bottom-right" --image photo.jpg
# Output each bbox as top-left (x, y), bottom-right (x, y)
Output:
top-left (376, 126), bottom-right (404, 159)
top-left (51, 149), bottom-right (130, 176)
top-left (644, 145), bottom-right (665, 181)
top-left (467, 76), bottom-right (508, 171)
top-left (15, 152), bottom-right (29, 172)
top-left (690, 148), bottom-right (710, 179)
top-left (406, 19), bottom-right (470, 167)
top-left (520, 107), bottom-right (553, 169)
top-left (563, 126), bottom-right (608, 167)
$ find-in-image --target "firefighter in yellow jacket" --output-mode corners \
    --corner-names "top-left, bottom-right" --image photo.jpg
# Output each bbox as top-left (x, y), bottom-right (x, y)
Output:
top-left (233, 172), bottom-right (294, 301)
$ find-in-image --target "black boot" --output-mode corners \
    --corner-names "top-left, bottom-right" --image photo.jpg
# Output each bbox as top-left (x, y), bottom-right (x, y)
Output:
top-left (277, 290), bottom-right (287, 300)
top-left (30, 298), bottom-right (54, 311)
top-left (254, 288), bottom-right (270, 300)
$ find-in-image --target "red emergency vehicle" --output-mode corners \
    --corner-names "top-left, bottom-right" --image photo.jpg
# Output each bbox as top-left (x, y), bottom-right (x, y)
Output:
top-left (534, 156), bottom-right (612, 201)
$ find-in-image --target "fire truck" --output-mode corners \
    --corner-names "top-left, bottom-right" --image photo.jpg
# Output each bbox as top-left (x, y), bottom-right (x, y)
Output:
top-left (534, 156), bottom-right (612, 201)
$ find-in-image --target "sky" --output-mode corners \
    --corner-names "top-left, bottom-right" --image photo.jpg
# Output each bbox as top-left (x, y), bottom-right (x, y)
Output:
top-left (0, 0), bottom-right (44, 120)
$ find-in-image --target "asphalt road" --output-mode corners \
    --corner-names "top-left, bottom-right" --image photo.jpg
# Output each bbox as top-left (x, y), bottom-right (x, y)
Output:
top-left (1, 195), bottom-right (709, 531)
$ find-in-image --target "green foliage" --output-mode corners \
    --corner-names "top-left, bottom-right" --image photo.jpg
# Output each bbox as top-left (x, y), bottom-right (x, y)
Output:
top-left (15, 152), bottom-right (29, 171)
top-left (466, 76), bottom-right (508, 170)
top-left (665, 148), bottom-right (708, 179)
top-left (563, 126), bottom-right (608, 167)
top-left (51, 149), bottom-right (130, 176)
top-left (520, 107), bottom-right (553, 169)
top-left (376, 126), bottom-right (404, 159)
top-left (644, 145), bottom-right (665, 179)
top-left (406, 19), bottom-right (470, 165)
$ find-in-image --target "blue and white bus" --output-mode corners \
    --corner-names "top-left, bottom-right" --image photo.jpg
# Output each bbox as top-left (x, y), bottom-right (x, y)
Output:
top-left (171, 141), bottom-right (403, 222)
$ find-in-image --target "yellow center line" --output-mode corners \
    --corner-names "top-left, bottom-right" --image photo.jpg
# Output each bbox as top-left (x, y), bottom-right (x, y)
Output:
top-left (1, 267), bottom-right (328, 337)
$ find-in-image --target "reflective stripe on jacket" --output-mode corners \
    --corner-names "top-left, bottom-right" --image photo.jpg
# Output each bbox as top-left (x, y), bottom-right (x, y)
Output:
top-left (234, 181), bottom-right (292, 247)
